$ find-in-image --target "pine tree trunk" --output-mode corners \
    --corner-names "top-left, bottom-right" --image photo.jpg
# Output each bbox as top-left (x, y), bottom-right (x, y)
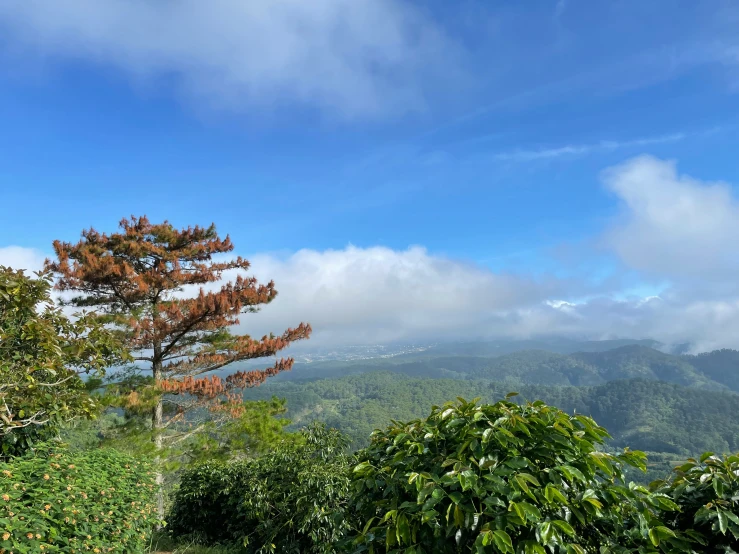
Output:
top-left (153, 396), bottom-right (164, 521)
top-left (152, 337), bottom-right (165, 522)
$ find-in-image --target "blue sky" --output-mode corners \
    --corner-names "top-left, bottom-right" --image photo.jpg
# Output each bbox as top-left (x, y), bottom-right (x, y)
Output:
top-left (1, 0), bottom-right (739, 350)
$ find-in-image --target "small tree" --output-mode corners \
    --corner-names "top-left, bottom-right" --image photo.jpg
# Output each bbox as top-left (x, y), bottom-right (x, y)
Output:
top-left (0, 266), bottom-right (128, 457)
top-left (347, 396), bottom-right (693, 553)
top-left (654, 453), bottom-right (739, 551)
top-left (44, 215), bottom-right (311, 514)
top-left (168, 423), bottom-right (351, 553)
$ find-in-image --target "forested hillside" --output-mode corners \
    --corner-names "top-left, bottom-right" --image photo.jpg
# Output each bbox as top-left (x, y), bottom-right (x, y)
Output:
top-left (682, 348), bottom-right (739, 391)
top-left (245, 372), bottom-right (739, 455)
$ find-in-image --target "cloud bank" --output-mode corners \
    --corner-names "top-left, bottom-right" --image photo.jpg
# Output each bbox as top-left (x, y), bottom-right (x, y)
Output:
top-left (0, 0), bottom-right (458, 119)
top-left (4, 156), bottom-right (739, 353)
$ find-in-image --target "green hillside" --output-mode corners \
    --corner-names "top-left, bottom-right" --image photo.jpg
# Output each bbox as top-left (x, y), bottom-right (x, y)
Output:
top-left (571, 345), bottom-right (726, 390)
top-left (682, 348), bottom-right (739, 391)
top-left (245, 371), bottom-right (739, 455)
top-left (275, 344), bottom-right (738, 391)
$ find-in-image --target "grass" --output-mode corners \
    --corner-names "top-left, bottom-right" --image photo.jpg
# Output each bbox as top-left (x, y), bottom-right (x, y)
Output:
top-left (149, 531), bottom-right (241, 553)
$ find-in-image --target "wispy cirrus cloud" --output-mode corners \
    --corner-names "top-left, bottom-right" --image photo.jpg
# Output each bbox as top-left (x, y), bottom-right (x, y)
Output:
top-left (0, 0), bottom-right (462, 120)
top-left (494, 133), bottom-right (686, 162)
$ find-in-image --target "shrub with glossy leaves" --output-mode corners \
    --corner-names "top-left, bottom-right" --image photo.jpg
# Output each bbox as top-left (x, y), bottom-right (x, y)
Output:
top-left (167, 423), bottom-right (352, 553)
top-left (0, 444), bottom-right (159, 553)
top-left (0, 266), bottom-right (129, 457)
top-left (346, 396), bottom-right (690, 554)
top-left (654, 452), bottom-right (739, 552)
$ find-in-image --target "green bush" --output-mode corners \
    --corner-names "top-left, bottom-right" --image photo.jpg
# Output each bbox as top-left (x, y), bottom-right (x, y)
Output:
top-left (0, 444), bottom-right (159, 553)
top-left (654, 452), bottom-right (739, 552)
top-left (167, 423), bottom-right (351, 553)
top-left (0, 266), bottom-right (129, 458)
top-left (345, 396), bottom-right (693, 553)
top-left (165, 459), bottom-right (247, 546)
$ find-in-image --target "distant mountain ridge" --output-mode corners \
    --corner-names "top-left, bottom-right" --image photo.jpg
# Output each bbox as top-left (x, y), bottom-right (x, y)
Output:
top-left (416, 338), bottom-right (663, 357)
top-left (274, 343), bottom-right (739, 393)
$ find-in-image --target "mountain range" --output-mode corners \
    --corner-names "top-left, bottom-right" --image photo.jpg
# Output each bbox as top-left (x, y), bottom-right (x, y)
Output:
top-left (271, 342), bottom-right (739, 393)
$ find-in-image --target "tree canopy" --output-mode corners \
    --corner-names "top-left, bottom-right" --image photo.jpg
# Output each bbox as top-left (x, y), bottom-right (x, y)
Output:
top-left (0, 266), bottom-right (128, 456)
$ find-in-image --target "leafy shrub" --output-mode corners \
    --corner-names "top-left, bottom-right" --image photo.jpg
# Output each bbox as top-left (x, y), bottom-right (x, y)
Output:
top-left (345, 396), bottom-right (691, 553)
top-left (167, 423), bottom-right (351, 553)
top-left (0, 444), bottom-right (159, 553)
top-left (654, 452), bottom-right (739, 552)
top-left (165, 458), bottom-right (246, 546)
top-left (0, 266), bottom-right (129, 458)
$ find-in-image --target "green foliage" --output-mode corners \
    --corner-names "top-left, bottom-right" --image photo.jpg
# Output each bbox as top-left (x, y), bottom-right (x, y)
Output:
top-left (0, 267), bottom-right (129, 457)
top-left (345, 397), bottom-right (689, 553)
top-left (54, 393), bottom-right (296, 520)
top-left (654, 452), bottom-right (739, 552)
top-left (57, 412), bottom-right (127, 453)
top-left (167, 423), bottom-right (351, 553)
top-left (149, 532), bottom-right (243, 554)
top-left (682, 348), bottom-right (739, 392)
top-left (97, 385), bottom-right (293, 461)
top-left (0, 443), bottom-right (159, 553)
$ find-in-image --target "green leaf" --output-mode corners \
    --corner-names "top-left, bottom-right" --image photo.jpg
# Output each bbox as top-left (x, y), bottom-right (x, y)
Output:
top-left (553, 520), bottom-right (575, 537)
top-left (544, 484), bottom-right (568, 505)
top-left (509, 501), bottom-right (525, 522)
top-left (492, 530), bottom-right (514, 554)
top-left (396, 513), bottom-right (411, 545)
top-left (718, 510), bottom-right (728, 534)
top-left (517, 472), bottom-right (541, 487)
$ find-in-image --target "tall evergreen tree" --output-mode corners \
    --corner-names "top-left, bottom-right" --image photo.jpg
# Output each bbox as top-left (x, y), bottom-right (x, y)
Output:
top-left (45, 215), bottom-right (311, 515)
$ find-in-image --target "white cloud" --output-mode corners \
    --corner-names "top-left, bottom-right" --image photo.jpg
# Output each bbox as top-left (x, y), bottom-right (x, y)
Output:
top-left (219, 246), bottom-right (565, 346)
top-left (0, 246), bottom-right (46, 273)
top-left (603, 155), bottom-right (739, 278)
top-left (0, 0), bottom-right (459, 119)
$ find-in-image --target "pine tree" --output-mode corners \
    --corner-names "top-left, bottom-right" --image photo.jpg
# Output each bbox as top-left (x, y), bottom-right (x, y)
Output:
top-left (45, 215), bottom-right (311, 516)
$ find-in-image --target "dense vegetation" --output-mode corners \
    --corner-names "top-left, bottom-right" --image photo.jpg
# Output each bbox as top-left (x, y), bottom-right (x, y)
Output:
top-left (683, 349), bottom-right (739, 392)
top-left (167, 397), bottom-right (739, 553)
top-left (0, 266), bottom-right (129, 457)
top-left (0, 444), bottom-right (159, 553)
top-left (168, 424), bottom-right (351, 553)
top-left (348, 397), bottom-right (680, 553)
